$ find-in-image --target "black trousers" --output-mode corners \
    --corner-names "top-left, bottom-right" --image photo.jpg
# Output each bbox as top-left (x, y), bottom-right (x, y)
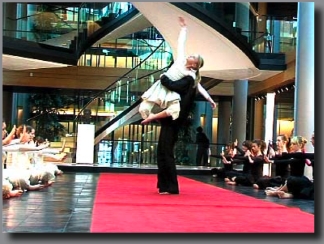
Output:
top-left (196, 146), bottom-right (209, 166)
top-left (156, 121), bottom-right (179, 194)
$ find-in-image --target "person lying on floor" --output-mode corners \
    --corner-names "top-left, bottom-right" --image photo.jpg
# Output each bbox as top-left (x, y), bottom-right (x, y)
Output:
top-left (2, 178), bottom-right (23, 199)
top-left (29, 168), bottom-right (56, 187)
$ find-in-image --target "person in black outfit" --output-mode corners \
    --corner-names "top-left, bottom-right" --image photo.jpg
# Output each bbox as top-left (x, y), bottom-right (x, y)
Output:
top-left (195, 126), bottom-right (210, 166)
top-left (210, 143), bottom-right (247, 179)
top-left (153, 74), bottom-right (202, 194)
top-left (226, 139), bottom-right (265, 186)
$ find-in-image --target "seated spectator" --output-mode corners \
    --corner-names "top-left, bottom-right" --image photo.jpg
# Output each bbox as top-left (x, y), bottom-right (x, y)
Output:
top-left (2, 122), bottom-right (30, 146)
top-left (222, 140), bottom-right (253, 182)
top-left (211, 142), bottom-right (236, 178)
top-left (265, 175), bottom-right (314, 200)
top-left (253, 134), bottom-right (290, 190)
top-left (226, 139), bottom-right (266, 186)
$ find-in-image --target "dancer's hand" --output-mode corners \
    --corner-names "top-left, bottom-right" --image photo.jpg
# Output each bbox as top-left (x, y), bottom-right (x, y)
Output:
top-left (210, 100), bottom-right (217, 109)
top-left (179, 17), bottom-right (186, 27)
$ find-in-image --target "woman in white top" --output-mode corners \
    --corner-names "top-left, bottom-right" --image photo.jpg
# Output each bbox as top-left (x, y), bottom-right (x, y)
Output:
top-left (139, 17), bottom-right (216, 124)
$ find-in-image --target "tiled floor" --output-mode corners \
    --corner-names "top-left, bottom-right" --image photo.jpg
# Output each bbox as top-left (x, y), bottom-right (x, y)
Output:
top-left (2, 166), bottom-right (314, 233)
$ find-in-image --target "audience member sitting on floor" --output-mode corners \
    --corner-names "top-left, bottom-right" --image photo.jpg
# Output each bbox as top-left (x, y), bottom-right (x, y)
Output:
top-left (264, 134), bottom-right (314, 199)
top-left (279, 133), bottom-right (314, 181)
top-left (265, 175), bottom-right (314, 200)
top-left (221, 140), bottom-right (253, 182)
top-left (225, 139), bottom-right (266, 186)
top-left (2, 122), bottom-right (30, 146)
top-left (211, 142), bottom-right (236, 178)
top-left (253, 134), bottom-right (291, 190)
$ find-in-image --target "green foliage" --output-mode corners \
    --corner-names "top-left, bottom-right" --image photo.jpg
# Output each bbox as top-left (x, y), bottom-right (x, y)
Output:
top-left (28, 93), bottom-right (73, 141)
top-left (174, 125), bottom-right (193, 165)
top-left (174, 104), bottom-right (195, 165)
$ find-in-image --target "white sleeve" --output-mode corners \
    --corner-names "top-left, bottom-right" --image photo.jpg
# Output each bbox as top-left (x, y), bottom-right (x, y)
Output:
top-left (175, 27), bottom-right (187, 63)
top-left (40, 148), bottom-right (61, 154)
top-left (197, 83), bottom-right (210, 100)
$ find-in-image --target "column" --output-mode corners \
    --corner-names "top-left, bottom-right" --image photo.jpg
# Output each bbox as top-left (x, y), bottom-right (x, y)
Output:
top-left (2, 91), bottom-right (14, 124)
top-left (217, 97), bottom-right (232, 153)
top-left (294, 2), bottom-right (314, 179)
top-left (272, 20), bottom-right (281, 53)
top-left (231, 80), bottom-right (248, 144)
top-left (253, 99), bottom-right (265, 139)
top-left (3, 3), bottom-right (18, 38)
top-left (264, 92), bottom-right (276, 176)
top-left (193, 101), bottom-right (213, 140)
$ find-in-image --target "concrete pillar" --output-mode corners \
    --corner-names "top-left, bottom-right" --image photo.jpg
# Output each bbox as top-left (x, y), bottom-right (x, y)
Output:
top-left (193, 101), bottom-right (213, 141)
top-left (294, 2), bottom-right (314, 179)
top-left (232, 80), bottom-right (248, 144)
top-left (253, 99), bottom-right (265, 139)
top-left (2, 91), bottom-right (14, 124)
top-left (3, 3), bottom-right (18, 38)
top-left (264, 92), bottom-right (276, 176)
top-left (272, 20), bottom-right (281, 53)
top-left (217, 97), bottom-right (232, 152)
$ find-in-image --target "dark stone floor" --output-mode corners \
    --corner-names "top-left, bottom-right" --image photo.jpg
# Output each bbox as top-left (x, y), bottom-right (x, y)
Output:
top-left (2, 166), bottom-right (314, 233)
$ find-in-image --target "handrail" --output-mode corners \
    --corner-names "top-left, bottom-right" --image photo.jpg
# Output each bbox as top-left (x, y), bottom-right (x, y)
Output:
top-left (73, 39), bottom-right (167, 121)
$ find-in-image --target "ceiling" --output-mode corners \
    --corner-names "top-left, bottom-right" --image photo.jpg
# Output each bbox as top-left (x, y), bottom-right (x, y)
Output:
top-left (2, 3), bottom-right (294, 97)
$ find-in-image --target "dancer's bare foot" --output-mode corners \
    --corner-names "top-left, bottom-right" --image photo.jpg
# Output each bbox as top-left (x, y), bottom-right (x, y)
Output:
top-left (45, 181), bottom-right (55, 187)
top-left (253, 184), bottom-right (259, 189)
top-left (277, 191), bottom-right (293, 199)
top-left (56, 169), bottom-right (64, 176)
top-left (141, 113), bottom-right (156, 125)
top-left (265, 190), bottom-right (279, 196)
top-left (226, 181), bottom-right (236, 185)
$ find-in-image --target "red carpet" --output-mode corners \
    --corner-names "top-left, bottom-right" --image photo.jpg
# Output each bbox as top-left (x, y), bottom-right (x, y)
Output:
top-left (90, 173), bottom-right (314, 233)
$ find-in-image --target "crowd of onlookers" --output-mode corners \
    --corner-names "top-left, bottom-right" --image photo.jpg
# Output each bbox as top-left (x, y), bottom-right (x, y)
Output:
top-left (2, 121), bottom-right (66, 199)
top-left (3, 119), bottom-right (315, 201)
top-left (211, 132), bottom-right (314, 200)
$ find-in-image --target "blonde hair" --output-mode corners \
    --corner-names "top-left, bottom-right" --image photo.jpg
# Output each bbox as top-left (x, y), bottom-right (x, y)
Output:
top-left (290, 136), bottom-right (308, 149)
top-left (193, 54), bottom-right (204, 87)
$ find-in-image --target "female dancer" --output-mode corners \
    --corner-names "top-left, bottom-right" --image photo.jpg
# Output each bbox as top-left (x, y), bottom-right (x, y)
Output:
top-left (139, 17), bottom-right (216, 124)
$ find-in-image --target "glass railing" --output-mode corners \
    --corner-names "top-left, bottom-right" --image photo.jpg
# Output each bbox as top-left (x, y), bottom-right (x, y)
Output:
top-left (2, 2), bottom-right (135, 52)
top-left (74, 37), bottom-right (172, 132)
top-left (178, 2), bottom-right (297, 54)
top-left (96, 139), bottom-right (227, 167)
top-left (3, 2), bottom-right (82, 47)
